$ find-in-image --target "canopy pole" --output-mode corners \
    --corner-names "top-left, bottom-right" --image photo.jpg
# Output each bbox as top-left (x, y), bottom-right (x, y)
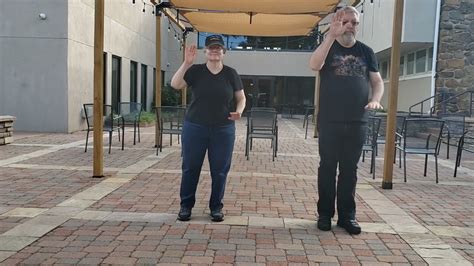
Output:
top-left (382, 0), bottom-right (404, 189)
top-left (155, 8), bottom-right (162, 148)
top-left (93, 0), bottom-right (105, 178)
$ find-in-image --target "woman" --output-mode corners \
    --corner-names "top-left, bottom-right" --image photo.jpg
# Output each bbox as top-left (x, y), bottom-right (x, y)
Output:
top-left (171, 35), bottom-right (246, 222)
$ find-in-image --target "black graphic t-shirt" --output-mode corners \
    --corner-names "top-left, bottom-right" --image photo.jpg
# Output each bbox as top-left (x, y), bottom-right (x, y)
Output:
top-left (319, 40), bottom-right (378, 123)
top-left (184, 64), bottom-right (243, 126)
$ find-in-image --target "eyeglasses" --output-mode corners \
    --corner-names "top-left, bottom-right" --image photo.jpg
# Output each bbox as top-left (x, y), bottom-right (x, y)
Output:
top-left (343, 20), bottom-right (360, 26)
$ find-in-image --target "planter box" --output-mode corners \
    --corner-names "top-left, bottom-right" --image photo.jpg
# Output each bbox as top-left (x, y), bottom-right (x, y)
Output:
top-left (0, 116), bottom-right (16, 145)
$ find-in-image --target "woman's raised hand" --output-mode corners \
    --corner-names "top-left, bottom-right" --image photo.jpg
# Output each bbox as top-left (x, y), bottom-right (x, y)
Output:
top-left (184, 45), bottom-right (197, 65)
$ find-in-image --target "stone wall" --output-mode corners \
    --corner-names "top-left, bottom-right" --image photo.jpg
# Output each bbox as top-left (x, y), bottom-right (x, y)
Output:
top-left (436, 0), bottom-right (474, 113)
top-left (0, 116), bottom-right (15, 145)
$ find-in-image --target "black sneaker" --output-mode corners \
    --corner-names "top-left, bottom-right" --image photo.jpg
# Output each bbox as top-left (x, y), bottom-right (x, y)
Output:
top-left (210, 209), bottom-right (224, 222)
top-left (177, 207), bottom-right (192, 221)
top-left (337, 219), bottom-right (361, 235)
top-left (317, 216), bottom-right (332, 231)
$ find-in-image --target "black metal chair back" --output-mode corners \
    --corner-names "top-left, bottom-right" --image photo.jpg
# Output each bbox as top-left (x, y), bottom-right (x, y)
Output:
top-left (362, 116), bottom-right (381, 179)
top-left (398, 118), bottom-right (445, 183)
top-left (155, 106), bottom-right (186, 153)
top-left (119, 102), bottom-right (143, 145)
top-left (83, 103), bottom-right (123, 153)
top-left (245, 109), bottom-right (278, 161)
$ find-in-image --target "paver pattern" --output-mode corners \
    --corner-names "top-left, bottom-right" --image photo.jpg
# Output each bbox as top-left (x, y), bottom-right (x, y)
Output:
top-left (0, 117), bottom-right (472, 264)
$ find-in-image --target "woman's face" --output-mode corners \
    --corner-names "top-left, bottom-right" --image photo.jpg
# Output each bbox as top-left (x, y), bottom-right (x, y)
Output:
top-left (205, 45), bottom-right (225, 62)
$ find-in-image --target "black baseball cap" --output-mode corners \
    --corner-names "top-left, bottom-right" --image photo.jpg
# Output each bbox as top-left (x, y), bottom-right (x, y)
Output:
top-left (205, 35), bottom-right (225, 47)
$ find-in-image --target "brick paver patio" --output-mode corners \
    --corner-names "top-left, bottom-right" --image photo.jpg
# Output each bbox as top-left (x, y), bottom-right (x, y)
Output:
top-left (0, 117), bottom-right (473, 264)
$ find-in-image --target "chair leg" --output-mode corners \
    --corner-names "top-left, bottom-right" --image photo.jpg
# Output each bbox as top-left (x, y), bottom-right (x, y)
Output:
top-left (117, 127), bottom-right (121, 142)
top-left (424, 154), bottom-right (428, 177)
top-left (371, 151), bottom-right (375, 179)
top-left (246, 136), bottom-right (250, 160)
top-left (85, 129), bottom-right (90, 152)
top-left (446, 138), bottom-right (450, 159)
top-left (138, 122), bottom-right (141, 143)
top-left (133, 122), bottom-right (137, 145)
top-left (108, 131), bottom-right (112, 154)
top-left (121, 124), bottom-right (124, 150)
top-left (276, 128), bottom-right (278, 153)
top-left (399, 148), bottom-right (402, 168)
top-left (403, 152), bottom-right (407, 182)
top-left (454, 148), bottom-right (463, 177)
top-left (274, 137), bottom-right (277, 160)
top-left (362, 151), bottom-right (366, 162)
top-left (272, 139), bottom-right (275, 162)
top-left (160, 132), bottom-right (163, 152)
top-left (435, 154), bottom-right (439, 183)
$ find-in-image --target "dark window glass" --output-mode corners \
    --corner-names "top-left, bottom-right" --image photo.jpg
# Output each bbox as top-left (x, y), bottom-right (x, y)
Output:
top-left (141, 64), bottom-right (147, 111)
top-left (130, 61), bottom-right (138, 102)
top-left (111, 55), bottom-right (121, 113)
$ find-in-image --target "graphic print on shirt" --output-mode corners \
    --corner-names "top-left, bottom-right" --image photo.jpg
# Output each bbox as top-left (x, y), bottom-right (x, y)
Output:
top-left (331, 54), bottom-right (367, 78)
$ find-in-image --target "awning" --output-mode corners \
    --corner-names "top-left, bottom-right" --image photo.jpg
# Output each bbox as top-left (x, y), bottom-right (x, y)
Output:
top-left (167, 0), bottom-right (358, 37)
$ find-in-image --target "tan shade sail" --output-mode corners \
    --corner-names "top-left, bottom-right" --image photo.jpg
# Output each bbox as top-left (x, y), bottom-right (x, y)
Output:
top-left (170, 0), bottom-right (339, 14)
top-left (167, 0), bottom-right (352, 36)
top-left (182, 12), bottom-right (321, 36)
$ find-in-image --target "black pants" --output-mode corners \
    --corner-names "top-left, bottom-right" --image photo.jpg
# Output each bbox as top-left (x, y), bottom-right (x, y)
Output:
top-left (317, 122), bottom-right (366, 221)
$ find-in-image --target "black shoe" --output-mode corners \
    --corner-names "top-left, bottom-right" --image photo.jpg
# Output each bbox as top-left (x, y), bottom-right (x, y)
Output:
top-left (210, 209), bottom-right (224, 222)
top-left (317, 216), bottom-right (332, 231)
top-left (177, 207), bottom-right (192, 221)
top-left (337, 219), bottom-right (361, 235)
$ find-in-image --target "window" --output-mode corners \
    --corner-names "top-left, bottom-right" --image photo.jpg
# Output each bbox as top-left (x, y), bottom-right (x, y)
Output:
top-left (197, 32), bottom-right (317, 51)
top-left (141, 64), bottom-right (147, 111)
top-left (130, 61), bottom-right (138, 102)
top-left (428, 47), bottom-right (434, 71)
top-left (416, 50), bottom-right (427, 73)
top-left (381, 61), bottom-right (389, 79)
top-left (407, 53), bottom-right (415, 75)
top-left (399, 56), bottom-right (404, 76)
top-left (111, 55), bottom-right (121, 113)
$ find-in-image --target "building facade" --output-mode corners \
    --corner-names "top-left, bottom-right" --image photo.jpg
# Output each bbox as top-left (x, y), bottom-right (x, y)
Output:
top-left (0, 0), bottom-right (182, 132)
top-left (355, 0), bottom-right (439, 111)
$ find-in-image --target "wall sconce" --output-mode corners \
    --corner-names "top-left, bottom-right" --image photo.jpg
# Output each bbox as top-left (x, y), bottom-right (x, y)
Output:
top-left (39, 13), bottom-right (47, 20)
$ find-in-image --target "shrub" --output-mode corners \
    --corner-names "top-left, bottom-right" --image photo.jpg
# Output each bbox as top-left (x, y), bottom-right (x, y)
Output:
top-left (140, 111), bottom-right (155, 124)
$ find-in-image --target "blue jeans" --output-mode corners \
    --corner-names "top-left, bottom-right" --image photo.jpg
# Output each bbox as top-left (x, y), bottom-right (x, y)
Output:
top-left (317, 122), bottom-right (366, 221)
top-left (180, 120), bottom-right (236, 211)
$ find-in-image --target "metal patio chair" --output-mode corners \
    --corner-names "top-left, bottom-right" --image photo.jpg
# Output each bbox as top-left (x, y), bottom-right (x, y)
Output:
top-left (83, 103), bottom-right (124, 154)
top-left (362, 116), bottom-right (382, 179)
top-left (245, 109), bottom-right (278, 161)
top-left (119, 102), bottom-right (142, 145)
top-left (396, 118), bottom-right (444, 183)
top-left (155, 106), bottom-right (186, 154)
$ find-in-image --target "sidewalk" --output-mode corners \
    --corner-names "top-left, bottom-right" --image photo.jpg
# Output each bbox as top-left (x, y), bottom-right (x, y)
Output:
top-left (0, 118), bottom-right (473, 265)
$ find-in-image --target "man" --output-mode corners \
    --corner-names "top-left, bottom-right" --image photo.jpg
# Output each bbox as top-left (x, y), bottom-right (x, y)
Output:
top-left (309, 6), bottom-right (384, 234)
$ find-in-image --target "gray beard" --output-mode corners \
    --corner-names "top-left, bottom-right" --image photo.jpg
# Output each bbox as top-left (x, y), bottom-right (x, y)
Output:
top-left (340, 32), bottom-right (356, 46)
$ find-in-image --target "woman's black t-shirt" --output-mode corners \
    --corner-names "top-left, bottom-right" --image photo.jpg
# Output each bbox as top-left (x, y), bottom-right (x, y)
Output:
top-left (318, 40), bottom-right (379, 123)
top-left (183, 64), bottom-right (243, 126)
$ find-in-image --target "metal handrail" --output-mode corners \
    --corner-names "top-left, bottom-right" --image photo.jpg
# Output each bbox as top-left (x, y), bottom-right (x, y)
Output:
top-left (408, 92), bottom-right (449, 117)
top-left (429, 90), bottom-right (474, 117)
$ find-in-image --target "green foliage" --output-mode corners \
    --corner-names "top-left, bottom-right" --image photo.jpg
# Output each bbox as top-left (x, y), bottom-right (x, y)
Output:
top-left (139, 111), bottom-right (155, 123)
top-left (151, 83), bottom-right (192, 108)
top-left (162, 84), bottom-right (181, 106)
